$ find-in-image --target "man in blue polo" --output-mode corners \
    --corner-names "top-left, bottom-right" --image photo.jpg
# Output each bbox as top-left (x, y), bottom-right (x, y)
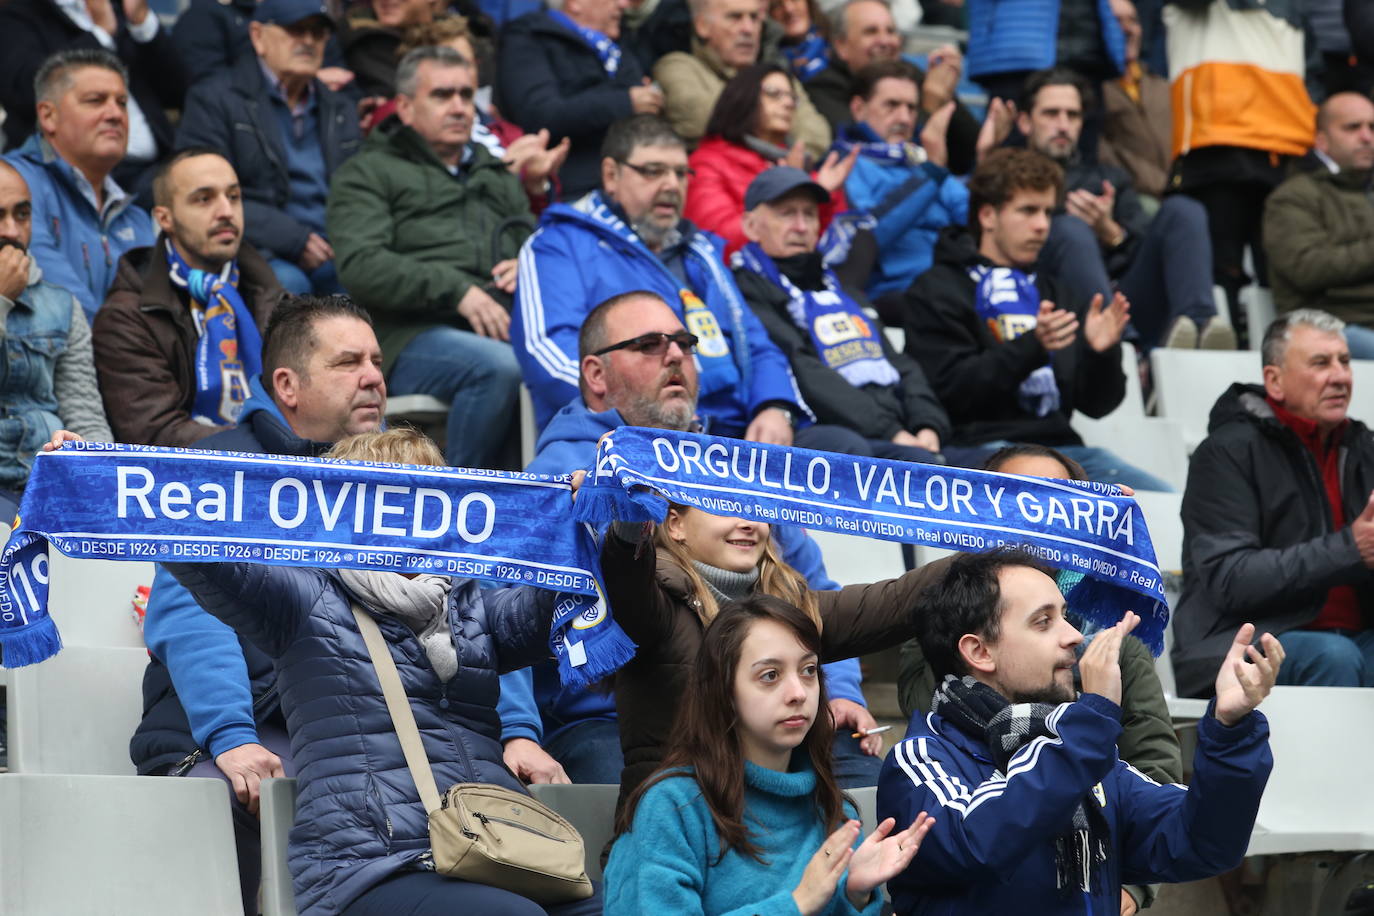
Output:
top-left (513, 114), bottom-right (867, 456)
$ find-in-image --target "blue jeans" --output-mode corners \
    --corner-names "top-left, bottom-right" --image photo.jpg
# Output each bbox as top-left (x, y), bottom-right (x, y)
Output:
top-left (1344, 324), bottom-right (1374, 360)
top-left (831, 732), bottom-right (883, 789)
top-left (386, 327), bottom-right (522, 469)
top-left (1041, 197), bottom-right (1215, 349)
top-left (342, 871), bottom-right (603, 916)
top-left (544, 719), bottom-right (624, 785)
top-left (268, 257), bottom-right (345, 296)
top-left (1056, 444), bottom-right (1175, 493)
top-left (1276, 629), bottom-right (1374, 687)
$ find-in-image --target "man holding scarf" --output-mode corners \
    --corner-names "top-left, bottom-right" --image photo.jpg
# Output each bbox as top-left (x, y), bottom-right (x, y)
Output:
top-left (733, 165), bottom-right (987, 468)
top-left (93, 148), bottom-right (284, 447)
top-left (899, 147), bottom-right (1173, 491)
top-left (879, 547), bottom-right (1281, 915)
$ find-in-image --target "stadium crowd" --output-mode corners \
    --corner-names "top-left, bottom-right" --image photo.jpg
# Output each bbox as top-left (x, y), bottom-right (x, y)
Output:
top-left (0, 0), bottom-right (1371, 911)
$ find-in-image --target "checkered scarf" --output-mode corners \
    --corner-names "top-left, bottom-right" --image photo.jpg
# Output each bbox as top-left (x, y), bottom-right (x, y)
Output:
top-left (931, 675), bottom-right (1110, 893)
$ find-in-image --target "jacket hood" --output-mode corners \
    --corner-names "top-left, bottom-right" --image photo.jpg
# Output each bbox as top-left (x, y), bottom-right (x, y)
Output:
top-left (533, 398), bottom-right (623, 455)
top-left (541, 189), bottom-right (702, 250)
top-left (931, 224), bottom-right (982, 268)
top-left (1206, 382), bottom-right (1274, 435)
top-left (235, 375), bottom-right (335, 458)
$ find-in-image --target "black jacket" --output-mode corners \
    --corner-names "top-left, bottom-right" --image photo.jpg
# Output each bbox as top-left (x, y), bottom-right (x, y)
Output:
top-left (1061, 157), bottom-right (1152, 279)
top-left (899, 226), bottom-right (1126, 447)
top-left (1171, 383), bottom-right (1374, 697)
top-left (805, 56), bottom-right (979, 175)
top-left (171, 0), bottom-right (348, 87)
top-left (175, 55), bottom-right (363, 261)
top-left (0, 0), bottom-right (185, 154)
top-left (621, 0), bottom-right (693, 75)
top-left (128, 404), bottom-right (332, 775)
top-left (495, 11), bottom-right (645, 199)
top-left (733, 252), bottom-right (952, 442)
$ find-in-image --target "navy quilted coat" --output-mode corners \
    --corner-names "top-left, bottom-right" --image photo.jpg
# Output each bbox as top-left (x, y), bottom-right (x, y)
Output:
top-left (164, 560), bottom-right (556, 916)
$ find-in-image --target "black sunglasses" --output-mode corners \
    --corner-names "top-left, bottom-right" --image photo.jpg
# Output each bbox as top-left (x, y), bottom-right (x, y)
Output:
top-left (593, 331), bottom-right (699, 357)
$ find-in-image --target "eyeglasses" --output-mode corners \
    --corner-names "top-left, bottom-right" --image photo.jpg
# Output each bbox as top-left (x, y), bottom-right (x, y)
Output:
top-left (593, 331), bottom-right (699, 357)
top-left (761, 86), bottom-right (798, 103)
top-left (617, 160), bottom-right (695, 182)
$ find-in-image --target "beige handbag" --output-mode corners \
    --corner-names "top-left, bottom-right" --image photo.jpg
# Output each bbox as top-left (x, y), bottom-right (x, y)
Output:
top-left (351, 603), bottom-right (595, 905)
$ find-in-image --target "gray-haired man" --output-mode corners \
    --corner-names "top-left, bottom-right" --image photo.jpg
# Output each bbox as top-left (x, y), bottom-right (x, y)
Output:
top-left (1173, 309), bottom-right (1374, 695)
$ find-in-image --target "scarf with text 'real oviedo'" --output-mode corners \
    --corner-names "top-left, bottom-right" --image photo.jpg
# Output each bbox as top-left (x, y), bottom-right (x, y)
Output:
top-left (0, 443), bottom-right (631, 689)
top-left (574, 427), bottom-right (1169, 652)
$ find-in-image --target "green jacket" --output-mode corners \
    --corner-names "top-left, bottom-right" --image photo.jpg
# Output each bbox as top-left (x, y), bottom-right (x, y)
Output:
top-left (327, 122), bottom-right (534, 369)
top-left (897, 633), bottom-right (1183, 785)
top-left (1263, 165), bottom-right (1374, 327)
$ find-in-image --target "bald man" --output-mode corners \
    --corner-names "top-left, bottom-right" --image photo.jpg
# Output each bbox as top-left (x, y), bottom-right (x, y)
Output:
top-left (1264, 91), bottom-right (1374, 357)
top-left (0, 160), bottom-right (111, 503)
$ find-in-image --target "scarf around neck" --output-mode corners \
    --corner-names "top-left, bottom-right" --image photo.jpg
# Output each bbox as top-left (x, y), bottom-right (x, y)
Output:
top-left (779, 27), bottom-right (830, 82)
top-left (968, 264), bottom-right (1060, 418)
top-left (338, 568), bottom-right (458, 681)
top-left (931, 674), bottom-right (1110, 894)
top-left (548, 9), bottom-right (622, 75)
top-left (736, 242), bottom-right (899, 388)
top-left (833, 122), bottom-right (927, 167)
top-left (165, 240), bottom-right (263, 427)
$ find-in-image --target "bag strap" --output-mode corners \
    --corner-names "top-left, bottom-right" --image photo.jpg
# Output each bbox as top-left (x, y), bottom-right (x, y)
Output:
top-left (350, 601), bottom-right (444, 814)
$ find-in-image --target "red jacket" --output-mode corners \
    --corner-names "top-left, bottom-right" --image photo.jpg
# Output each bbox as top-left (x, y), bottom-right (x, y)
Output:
top-left (684, 136), bottom-right (845, 257)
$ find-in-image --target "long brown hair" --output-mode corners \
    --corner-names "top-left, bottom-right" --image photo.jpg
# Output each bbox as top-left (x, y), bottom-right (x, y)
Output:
top-left (653, 503), bottom-right (820, 628)
top-left (616, 595), bottom-right (845, 862)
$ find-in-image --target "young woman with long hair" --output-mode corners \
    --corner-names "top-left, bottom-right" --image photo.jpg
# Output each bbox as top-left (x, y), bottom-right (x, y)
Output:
top-left (602, 503), bottom-right (951, 810)
top-left (604, 595), bottom-right (933, 914)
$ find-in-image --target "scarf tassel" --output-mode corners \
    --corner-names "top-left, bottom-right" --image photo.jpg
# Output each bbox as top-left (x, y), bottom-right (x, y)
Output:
top-left (556, 622), bottom-right (638, 692)
top-left (0, 616), bottom-right (62, 668)
top-left (572, 484), bottom-right (665, 527)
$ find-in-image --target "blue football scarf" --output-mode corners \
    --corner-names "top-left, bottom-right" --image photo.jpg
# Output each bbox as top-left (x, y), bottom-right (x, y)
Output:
top-left (547, 9), bottom-right (621, 75)
top-left (779, 28), bottom-right (830, 82)
top-left (0, 444), bottom-right (634, 689)
top-left (969, 264), bottom-right (1061, 418)
top-left (735, 243), bottom-right (899, 388)
top-left (166, 242), bottom-right (263, 427)
top-left (832, 122), bottom-right (927, 167)
top-left (575, 427), bottom-right (1170, 653)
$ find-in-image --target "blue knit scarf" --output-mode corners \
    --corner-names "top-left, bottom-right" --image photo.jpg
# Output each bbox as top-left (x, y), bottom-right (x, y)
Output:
top-left (575, 427), bottom-right (1170, 652)
top-left (969, 264), bottom-right (1061, 418)
top-left (779, 27), bottom-right (830, 82)
top-left (734, 242), bottom-right (899, 388)
top-left (165, 241), bottom-right (263, 427)
top-left (548, 9), bottom-right (622, 75)
top-left (0, 444), bottom-right (633, 690)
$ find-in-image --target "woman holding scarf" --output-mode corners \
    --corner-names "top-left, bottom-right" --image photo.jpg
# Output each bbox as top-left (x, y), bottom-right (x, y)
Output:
top-left (162, 428), bottom-right (603, 916)
top-left (770, 0), bottom-right (833, 84)
top-left (604, 594), bottom-right (934, 915)
top-left (684, 62), bottom-right (857, 256)
top-left (602, 502), bottom-right (952, 811)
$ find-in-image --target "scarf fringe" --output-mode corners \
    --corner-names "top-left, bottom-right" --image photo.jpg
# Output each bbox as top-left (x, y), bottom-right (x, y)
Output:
top-left (556, 622), bottom-right (637, 691)
top-left (572, 484), bottom-right (663, 527)
top-left (0, 616), bottom-right (62, 668)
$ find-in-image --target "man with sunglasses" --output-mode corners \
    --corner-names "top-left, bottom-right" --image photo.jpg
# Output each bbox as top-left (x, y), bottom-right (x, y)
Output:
top-left (515, 114), bottom-right (870, 458)
top-left (499, 288), bottom-right (886, 789)
top-left (328, 44), bottom-right (565, 469)
top-left (175, 0), bottom-right (359, 296)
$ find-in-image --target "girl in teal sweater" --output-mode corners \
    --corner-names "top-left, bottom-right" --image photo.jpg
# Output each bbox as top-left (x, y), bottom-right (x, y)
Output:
top-left (603, 594), bottom-right (933, 915)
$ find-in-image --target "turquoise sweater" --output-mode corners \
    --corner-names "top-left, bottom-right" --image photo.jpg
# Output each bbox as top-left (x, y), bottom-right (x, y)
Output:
top-left (604, 761), bottom-right (882, 916)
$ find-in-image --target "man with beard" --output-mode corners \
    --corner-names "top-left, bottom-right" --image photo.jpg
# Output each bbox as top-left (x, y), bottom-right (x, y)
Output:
top-left (515, 114), bottom-right (867, 457)
top-left (93, 148), bottom-right (285, 446)
top-left (129, 293), bottom-right (389, 916)
top-left (0, 160), bottom-right (110, 507)
top-left (1020, 67), bottom-right (1230, 351)
top-left (879, 547), bottom-right (1281, 915)
top-left (500, 288), bottom-right (886, 788)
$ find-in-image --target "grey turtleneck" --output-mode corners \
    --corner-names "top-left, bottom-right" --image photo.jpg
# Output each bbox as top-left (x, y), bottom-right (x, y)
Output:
top-left (693, 560), bottom-right (760, 607)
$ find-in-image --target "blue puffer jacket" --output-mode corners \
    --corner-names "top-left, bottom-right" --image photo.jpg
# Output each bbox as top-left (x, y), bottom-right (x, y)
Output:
top-left (497, 397), bottom-right (864, 749)
top-left (512, 191), bottom-right (808, 430)
top-left (965, 0), bottom-right (1126, 80)
top-left (838, 124), bottom-right (969, 298)
top-left (3, 135), bottom-right (154, 321)
top-left (163, 559), bottom-right (557, 916)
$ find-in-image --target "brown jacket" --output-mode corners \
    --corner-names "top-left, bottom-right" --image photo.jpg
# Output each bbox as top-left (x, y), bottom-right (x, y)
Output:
top-left (1099, 70), bottom-right (1173, 199)
top-left (93, 238), bottom-right (284, 446)
top-left (604, 529), bottom-right (950, 810)
top-left (1263, 165), bottom-right (1374, 325)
